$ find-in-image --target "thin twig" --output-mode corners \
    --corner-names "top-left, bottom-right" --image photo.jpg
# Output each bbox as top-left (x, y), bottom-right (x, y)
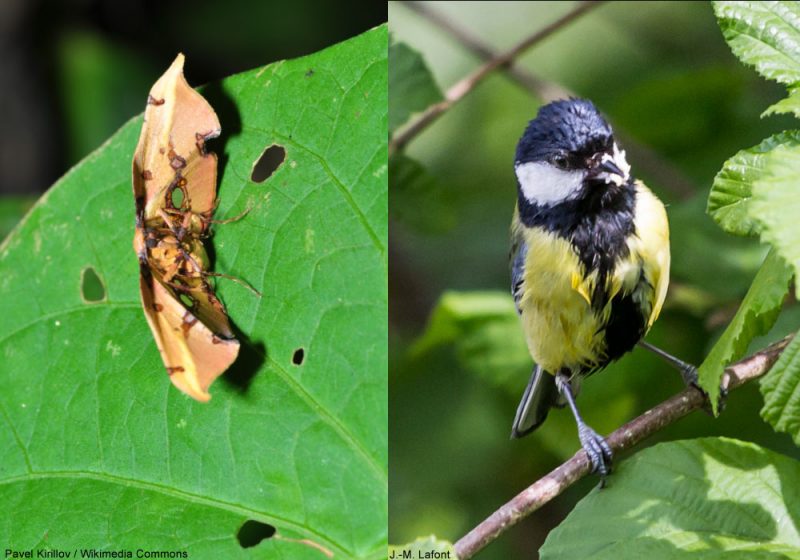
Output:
top-left (453, 334), bottom-right (793, 559)
top-left (400, 1), bottom-right (570, 101)
top-left (389, 1), bottom-right (604, 156)
top-left (399, 0), bottom-right (697, 198)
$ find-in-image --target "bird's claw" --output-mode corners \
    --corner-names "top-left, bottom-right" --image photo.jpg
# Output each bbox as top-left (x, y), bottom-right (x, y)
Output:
top-left (578, 423), bottom-right (612, 487)
top-left (681, 364), bottom-right (728, 416)
top-left (680, 363), bottom-right (699, 387)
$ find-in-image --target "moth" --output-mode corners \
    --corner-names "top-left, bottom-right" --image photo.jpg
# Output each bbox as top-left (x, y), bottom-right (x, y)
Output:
top-left (132, 54), bottom-right (238, 402)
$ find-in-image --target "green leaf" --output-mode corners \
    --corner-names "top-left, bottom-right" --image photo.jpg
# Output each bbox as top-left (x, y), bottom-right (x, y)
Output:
top-left (751, 144), bottom-right (800, 298)
top-left (389, 41), bottom-right (443, 135)
top-left (707, 131), bottom-right (800, 237)
top-left (714, 1), bottom-right (800, 86)
top-left (389, 536), bottom-right (456, 558)
top-left (389, 154), bottom-right (456, 234)
top-left (409, 291), bottom-right (530, 390)
top-left (761, 334), bottom-right (800, 443)
top-left (0, 26), bottom-right (387, 559)
top-left (763, 87), bottom-right (800, 117)
top-left (541, 438), bottom-right (800, 559)
top-left (698, 249), bottom-right (792, 412)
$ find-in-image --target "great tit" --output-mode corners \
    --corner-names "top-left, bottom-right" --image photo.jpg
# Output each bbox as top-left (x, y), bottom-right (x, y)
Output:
top-left (510, 98), bottom-right (697, 482)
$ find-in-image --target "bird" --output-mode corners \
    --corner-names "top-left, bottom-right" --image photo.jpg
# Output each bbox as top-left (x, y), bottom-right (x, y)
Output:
top-left (509, 98), bottom-right (698, 484)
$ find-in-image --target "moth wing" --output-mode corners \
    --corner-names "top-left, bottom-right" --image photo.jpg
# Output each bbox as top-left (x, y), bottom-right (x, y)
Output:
top-left (139, 268), bottom-right (239, 402)
top-left (132, 53), bottom-right (221, 219)
top-left (181, 150), bottom-right (217, 215)
top-left (186, 280), bottom-right (237, 339)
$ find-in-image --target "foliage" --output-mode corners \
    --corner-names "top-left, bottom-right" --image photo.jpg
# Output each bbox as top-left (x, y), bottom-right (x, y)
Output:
top-left (541, 438), bottom-right (800, 559)
top-left (761, 334), bottom-right (800, 445)
top-left (701, 0), bottom-right (800, 410)
top-left (0, 26), bottom-right (387, 558)
top-left (696, 249), bottom-right (792, 410)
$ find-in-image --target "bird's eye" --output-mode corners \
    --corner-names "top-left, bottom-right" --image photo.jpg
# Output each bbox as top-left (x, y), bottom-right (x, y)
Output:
top-left (552, 154), bottom-right (569, 169)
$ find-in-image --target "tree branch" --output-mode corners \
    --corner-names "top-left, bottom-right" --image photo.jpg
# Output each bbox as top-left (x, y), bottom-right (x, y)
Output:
top-left (399, 0), bottom-right (697, 199)
top-left (389, 1), bottom-right (604, 156)
top-left (453, 334), bottom-right (794, 560)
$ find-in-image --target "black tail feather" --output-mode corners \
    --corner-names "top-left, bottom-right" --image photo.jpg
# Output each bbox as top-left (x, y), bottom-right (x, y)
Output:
top-left (511, 365), bottom-right (559, 438)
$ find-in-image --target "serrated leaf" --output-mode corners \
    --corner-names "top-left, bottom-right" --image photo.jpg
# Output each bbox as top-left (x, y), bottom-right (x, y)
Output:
top-left (751, 144), bottom-right (800, 298)
top-left (714, 1), bottom-right (800, 86)
top-left (389, 154), bottom-right (455, 234)
top-left (409, 291), bottom-right (530, 390)
top-left (698, 249), bottom-right (792, 412)
top-left (541, 437), bottom-right (800, 559)
top-left (389, 536), bottom-right (456, 558)
top-left (0, 26), bottom-right (387, 559)
top-left (388, 41), bottom-right (443, 135)
top-left (763, 86), bottom-right (800, 117)
top-left (708, 131), bottom-right (800, 237)
top-left (761, 334), bottom-right (800, 443)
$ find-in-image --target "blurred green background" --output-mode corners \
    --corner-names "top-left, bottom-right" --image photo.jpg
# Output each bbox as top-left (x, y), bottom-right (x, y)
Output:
top-left (389, 1), bottom-right (800, 557)
top-left (0, 0), bottom-right (385, 237)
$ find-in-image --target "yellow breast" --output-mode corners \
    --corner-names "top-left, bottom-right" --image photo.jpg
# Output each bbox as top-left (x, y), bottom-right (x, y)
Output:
top-left (515, 182), bottom-right (670, 374)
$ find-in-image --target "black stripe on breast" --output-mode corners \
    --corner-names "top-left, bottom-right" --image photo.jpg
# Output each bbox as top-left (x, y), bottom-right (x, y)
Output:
top-left (602, 290), bottom-right (648, 363)
top-left (518, 180), bottom-right (636, 310)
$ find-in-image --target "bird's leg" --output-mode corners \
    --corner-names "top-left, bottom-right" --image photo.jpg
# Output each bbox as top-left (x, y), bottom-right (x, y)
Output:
top-left (638, 340), bottom-right (728, 413)
top-left (555, 372), bottom-right (613, 487)
top-left (638, 340), bottom-right (698, 387)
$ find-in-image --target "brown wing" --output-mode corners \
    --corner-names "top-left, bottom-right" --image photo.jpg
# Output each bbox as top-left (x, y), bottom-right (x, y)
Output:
top-left (131, 53), bottom-right (221, 221)
top-left (139, 266), bottom-right (239, 402)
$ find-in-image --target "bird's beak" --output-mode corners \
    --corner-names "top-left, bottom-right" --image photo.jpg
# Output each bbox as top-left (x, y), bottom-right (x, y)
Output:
top-left (599, 159), bottom-right (624, 177)
top-left (591, 143), bottom-right (630, 187)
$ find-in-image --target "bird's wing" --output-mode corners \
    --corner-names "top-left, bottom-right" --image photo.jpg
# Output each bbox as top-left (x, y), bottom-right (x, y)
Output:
top-left (510, 212), bottom-right (527, 315)
top-left (633, 181), bottom-right (671, 328)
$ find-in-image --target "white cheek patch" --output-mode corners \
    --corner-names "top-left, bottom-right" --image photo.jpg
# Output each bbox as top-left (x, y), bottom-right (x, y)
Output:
top-left (515, 161), bottom-right (585, 206)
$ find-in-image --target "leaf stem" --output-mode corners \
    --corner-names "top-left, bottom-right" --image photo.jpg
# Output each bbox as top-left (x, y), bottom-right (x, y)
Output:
top-left (453, 334), bottom-right (794, 559)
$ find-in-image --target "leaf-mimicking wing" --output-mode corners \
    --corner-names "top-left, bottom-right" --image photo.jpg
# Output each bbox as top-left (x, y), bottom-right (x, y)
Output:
top-left (132, 53), bottom-right (239, 402)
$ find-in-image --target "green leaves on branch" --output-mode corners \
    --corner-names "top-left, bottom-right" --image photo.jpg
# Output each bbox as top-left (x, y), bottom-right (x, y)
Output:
top-left (698, 249), bottom-right (792, 412)
top-left (708, 131), bottom-right (800, 237)
top-left (714, 1), bottom-right (800, 86)
top-left (706, 2), bottom-right (800, 416)
top-left (750, 145), bottom-right (800, 298)
top-left (541, 438), bottom-right (800, 559)
top-left (761, 334), bottom-right (800, 444)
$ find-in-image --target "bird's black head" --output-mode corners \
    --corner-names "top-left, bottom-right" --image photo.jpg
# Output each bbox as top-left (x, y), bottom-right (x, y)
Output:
top-left (516, 99), bottom-right (612, 165)
top-left (514, 99), bottom-right (631, 208)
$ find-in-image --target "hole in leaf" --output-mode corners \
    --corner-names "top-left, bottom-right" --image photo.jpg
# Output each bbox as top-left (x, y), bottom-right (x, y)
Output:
top-left (292, 348), bottom-right (304, 365)
top-left (81, 267), bottom-right (106, 302)
top-left (237, 520), bottom-right (276, 548)
top-left (179, 293), bottom-right (194, 308)
top-left (251, 145), bottom-right (286, 183)
top-left (170, 187), bottom-right (185, 208)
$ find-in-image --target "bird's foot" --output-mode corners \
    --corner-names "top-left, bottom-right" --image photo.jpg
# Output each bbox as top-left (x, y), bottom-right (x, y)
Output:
top-left (578, 422), bottom-right (612, 487)
top-left (679, 363), bottom-right (728, 415)
top-left (679, 362), bottom-right (699, 388)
